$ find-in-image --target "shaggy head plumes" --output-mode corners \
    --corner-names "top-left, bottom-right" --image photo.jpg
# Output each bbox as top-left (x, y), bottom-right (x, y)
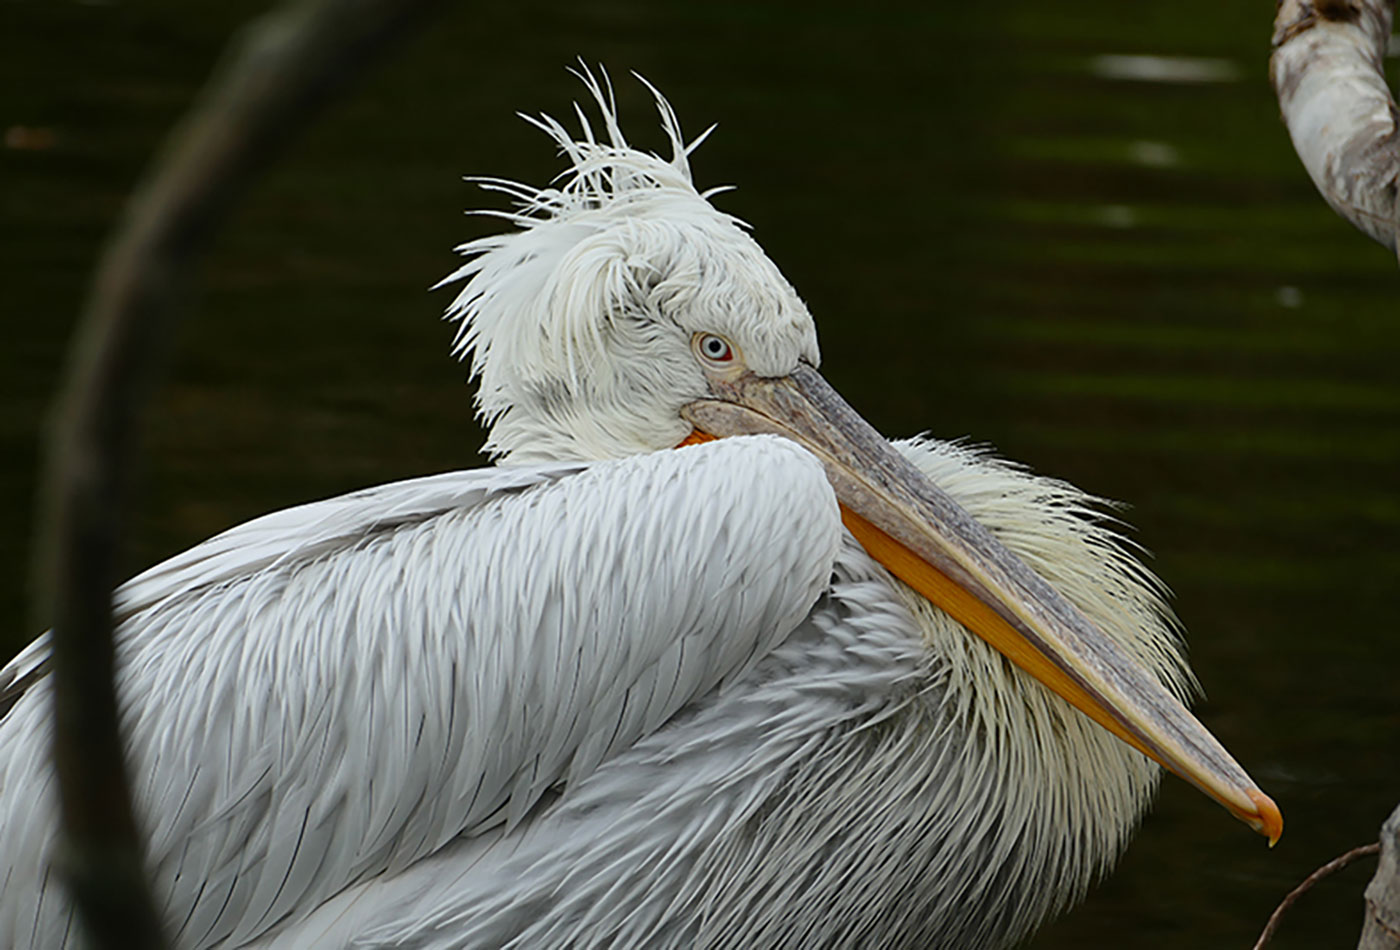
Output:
top-left (440, 68), bottom-right (819, 463)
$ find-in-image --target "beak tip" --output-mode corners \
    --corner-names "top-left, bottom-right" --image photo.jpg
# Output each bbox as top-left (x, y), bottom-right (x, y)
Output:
top-left (1246, 789), bottom-right (1284, 847)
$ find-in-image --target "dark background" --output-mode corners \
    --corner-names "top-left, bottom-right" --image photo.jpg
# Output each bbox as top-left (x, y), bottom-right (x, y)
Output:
top-left (2, 1), bottom-right (1397, 946)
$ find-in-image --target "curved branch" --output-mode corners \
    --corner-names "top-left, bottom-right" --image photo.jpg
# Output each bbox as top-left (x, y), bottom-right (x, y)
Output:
top-left (1252, 842), bottom-right (1381, 948)
top-left (1270, 0), bottom-right (1400, 258)
top-left (34, 0), bottom-right (441, 946)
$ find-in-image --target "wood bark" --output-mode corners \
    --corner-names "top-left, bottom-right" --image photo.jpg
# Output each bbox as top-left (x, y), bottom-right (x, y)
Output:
top-left (1272, 9), bottom-right (1400, 944)
top-left (1360, 805), bottom-right (1400, 949)
top-left (34, 1), bottom-right (440, 946)
top-left (1270, 0), bottom-right (1400, 258)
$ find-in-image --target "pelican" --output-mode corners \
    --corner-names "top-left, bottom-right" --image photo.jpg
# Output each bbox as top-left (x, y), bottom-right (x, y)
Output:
top-left (0, 71), bottom-right (1279, 949)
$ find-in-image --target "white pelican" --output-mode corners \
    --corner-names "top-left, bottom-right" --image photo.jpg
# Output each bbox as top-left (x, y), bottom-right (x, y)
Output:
top-left (0, 71), bottom-right (1280, 949)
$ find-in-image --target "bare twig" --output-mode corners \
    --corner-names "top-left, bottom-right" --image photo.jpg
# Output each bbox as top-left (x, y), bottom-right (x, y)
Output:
top-left (1252, 842), bottom-right (1381, 949)
top-left (1269, 0), bottom-right (1400, 259)
top-left (34, 0), bottom-right (441, 946)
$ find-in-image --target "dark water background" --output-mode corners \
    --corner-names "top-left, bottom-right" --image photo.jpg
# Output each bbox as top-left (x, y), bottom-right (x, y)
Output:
top-left (2, 1), bottom-right (1398, 947)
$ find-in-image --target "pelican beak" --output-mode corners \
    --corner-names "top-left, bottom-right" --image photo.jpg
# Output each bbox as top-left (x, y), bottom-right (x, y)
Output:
top-left (681, 364), bottom-right (1282, 845)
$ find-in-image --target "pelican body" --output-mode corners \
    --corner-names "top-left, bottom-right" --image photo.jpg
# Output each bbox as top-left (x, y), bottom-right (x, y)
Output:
top-left (0, 72), bottom-right (1278, 949)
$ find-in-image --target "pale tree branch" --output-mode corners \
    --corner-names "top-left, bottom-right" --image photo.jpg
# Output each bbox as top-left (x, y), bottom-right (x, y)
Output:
top-left (1270, 0), bottom-right (1400, 259)
top-left (35, 0), bottom-right (441, 946)
top-left (1270, 9), bottom-right (1400, 947)
top-left (1360, 805), bottom-right (1400, 950)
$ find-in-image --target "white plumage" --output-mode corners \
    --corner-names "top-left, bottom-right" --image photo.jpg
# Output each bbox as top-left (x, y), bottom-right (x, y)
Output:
top-left (0, 69), bottom-right (1274, 949)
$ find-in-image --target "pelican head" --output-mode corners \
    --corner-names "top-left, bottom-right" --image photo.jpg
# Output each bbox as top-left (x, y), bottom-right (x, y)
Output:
top-left (441, 67), bottom-right (1280, 892)
top-left (441, 73), bottom-right (818, 464)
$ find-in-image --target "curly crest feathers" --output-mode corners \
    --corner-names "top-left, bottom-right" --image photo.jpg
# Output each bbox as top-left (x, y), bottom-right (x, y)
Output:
top-left (437, 66), bottom-right (816, 463)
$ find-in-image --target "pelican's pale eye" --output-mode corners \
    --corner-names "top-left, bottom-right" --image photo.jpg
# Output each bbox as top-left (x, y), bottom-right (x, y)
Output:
top-left (695, 333), bottom-right (735, 364)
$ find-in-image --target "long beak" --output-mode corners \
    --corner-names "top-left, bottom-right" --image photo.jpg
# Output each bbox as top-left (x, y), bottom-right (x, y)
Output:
top-left (681, 364), bottom-right (1282, 845)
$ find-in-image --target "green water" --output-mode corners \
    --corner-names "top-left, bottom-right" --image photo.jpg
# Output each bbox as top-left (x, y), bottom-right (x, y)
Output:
top-left (3, 2), bottom-right (1397, 947)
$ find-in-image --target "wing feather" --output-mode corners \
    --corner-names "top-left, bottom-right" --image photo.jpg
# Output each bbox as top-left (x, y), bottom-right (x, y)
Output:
top-left (0, 435), bottom-right (840, 950)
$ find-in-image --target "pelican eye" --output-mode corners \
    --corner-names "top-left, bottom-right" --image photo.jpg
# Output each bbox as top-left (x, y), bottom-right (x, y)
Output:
top-left (696, 333), bottom-right (734, 363)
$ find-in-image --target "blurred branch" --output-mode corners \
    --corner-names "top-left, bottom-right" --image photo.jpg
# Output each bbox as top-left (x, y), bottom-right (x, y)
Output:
top-left (1269, 0), bottom-right (1399, 261)
top-left (1360, 805), bottom-right (1400, 950)
top-left (35, 0), bottom-right (441, 946)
